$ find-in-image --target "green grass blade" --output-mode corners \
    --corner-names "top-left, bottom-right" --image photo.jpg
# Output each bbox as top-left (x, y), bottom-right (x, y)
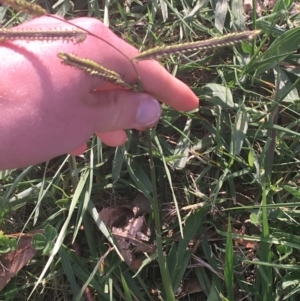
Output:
top-left (153, 132), bottom-right (183, 237)
top-left (246, 26), bottom-right (300, 75)
top-left (171, 117), bottom-right (192, 170)
top-left (146, 129), bottom-right (175, 301)
top-left (29, 167), bottom-right (90, 298)
top-left (230, 110), bottom-right (248, 156)
top-left (59, 247), bottom-right (82, 300)
top-left (224, 218), bottom-right (234, 301)
top-left (214, 0), bottom-right (228, 32)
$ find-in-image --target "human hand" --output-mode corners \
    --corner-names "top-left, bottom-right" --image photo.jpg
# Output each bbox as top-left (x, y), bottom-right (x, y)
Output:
top-left (0, 16), bottom-right (199, 169)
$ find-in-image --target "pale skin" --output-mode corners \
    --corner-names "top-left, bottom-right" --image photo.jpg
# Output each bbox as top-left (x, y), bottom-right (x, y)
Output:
top-left (0, 16), bottom-right (199, 170)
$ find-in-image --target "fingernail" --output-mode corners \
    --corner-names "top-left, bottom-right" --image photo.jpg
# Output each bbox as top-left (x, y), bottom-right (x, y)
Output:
top-left (136, 97), bottom-right (161, 126)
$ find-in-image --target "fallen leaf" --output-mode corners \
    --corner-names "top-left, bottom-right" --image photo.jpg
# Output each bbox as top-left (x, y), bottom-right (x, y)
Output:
top-left (99, 207), bottom-right (133, 228)
top-left (231, 226), bottom-right (259, 249)
top-left (112, 215), bottom-right (155, 268)
top-left (99, 198), bottom-right (155, 269)
top-left (126, 195), bottom-right (151, 216)
top-left (0, 236), bottom-right (37, 291)
top-left (176, 277), bottom-right (202, 298)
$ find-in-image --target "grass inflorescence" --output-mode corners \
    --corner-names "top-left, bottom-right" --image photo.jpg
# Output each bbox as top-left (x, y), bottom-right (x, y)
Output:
top-left (0, 28), bottom-right (87, 43)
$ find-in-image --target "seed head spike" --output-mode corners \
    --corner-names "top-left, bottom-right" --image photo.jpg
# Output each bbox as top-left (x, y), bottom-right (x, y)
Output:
top-left (0, 0), bottom-right (47, 16)
top-left (58, 52), bottom-right (138, 91)
top-left (0, 0), bottom-right (140, 82)
top-left (0, 28), bottom-right (87, 43)
top-left (132, 30), bottom-right (261, 61)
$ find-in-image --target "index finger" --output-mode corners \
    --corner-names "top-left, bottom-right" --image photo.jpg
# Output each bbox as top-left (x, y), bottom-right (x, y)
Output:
top-left (67, 18), bottom-right (199, 111)
top-left (17, 16), bottom-right (199, 111)
top-left (134, 59), bottom-right (199, 112)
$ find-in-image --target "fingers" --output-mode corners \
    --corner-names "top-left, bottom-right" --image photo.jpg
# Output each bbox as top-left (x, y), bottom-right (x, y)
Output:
top-left (70, 90), bottom-right (160, 156)
top-left (69, 130), bottom-right (127, 157)
top-left (17, 16), bottom-right (199, 112)
top-left (96, 131), bottom-right (128, 146)
top-left (84, 90), bottom-right (162, 132)
top-left (69, 144), bottom-right (87, 156)
top-left (136, 62), bottom-right (199, 112)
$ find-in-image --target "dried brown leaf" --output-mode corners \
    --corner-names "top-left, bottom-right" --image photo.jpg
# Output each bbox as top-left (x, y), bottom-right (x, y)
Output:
top-left (0, 236), bottom-right (36, 291)
top-left (99, 201), bottom-right (154, 269)
top-left (231, 226), bottom-right (259, 249)
top-left (126, 195), bottom-right (151, 216)
top-left (99, 207), bottom-right (133, 228)
top-left (176, 277), bottom-right (202, 299)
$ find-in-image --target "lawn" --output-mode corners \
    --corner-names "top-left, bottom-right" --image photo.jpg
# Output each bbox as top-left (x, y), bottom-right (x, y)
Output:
top-left (1, 0), bottom-right (300, 300)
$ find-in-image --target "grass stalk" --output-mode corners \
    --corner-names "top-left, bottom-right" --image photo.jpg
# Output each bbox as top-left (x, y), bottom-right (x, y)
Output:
top-left (146, 128), bottom-right (175, 300)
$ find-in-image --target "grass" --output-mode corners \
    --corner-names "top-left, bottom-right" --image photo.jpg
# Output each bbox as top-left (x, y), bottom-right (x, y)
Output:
top-left (1, 0), bottom-right (300, 300)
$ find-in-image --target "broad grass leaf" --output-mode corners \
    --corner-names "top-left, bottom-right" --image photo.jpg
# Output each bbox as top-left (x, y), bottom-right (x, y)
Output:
top-left (60, 245), bottom-right (109, 298)
top-left (30, 168), bottom-right (90, 297)
top-left (207, 283), bottom-right (221, 301)
top-left (2, 166), bottom-right (33, 207)
top-left (0, 169), bottom-right (14, 180)
top-left (87, 200), bottom-right (123, 258)
top-left (121, 273), bottom-right (134, 301)
top-left (224, 219), bottom-right (234, 301)
top-left (59, 247), bottom-right (81, 299)
top-left (121, 270), bottom-right (149, 301)
top-left (168, 210), bottom-right (205, 292)
top-left (153, 133), bottom-right (183, 237)
top-left (195, 267), bottom-right (211, 297)
top-left (204, 83), bottom-right (235, 108)
top-left (73, 150), bottom-right (94, 243)
top-left (125, 157), bottom-right (153, 200)
top-left (199, 223), bottom-right (224, 293)
top-left (271, 0), bottom-right (294, 20)
top-left (112, 145), bottom-right (126, 184)
top-left (230, 110), bottom-right (248, 156)
top-left (159, 0), bottom-right (168, 22)
top-left (171, 118), bottom-right (192, 170)
top-left (256, 18), bottom-right (286, 38)
top-left (248, 149), bottom-right (254, 167)
top-left (0, 6), bottom-right (8, 22)
top-left (244, 260), bottom-right (300, 271)
top-left (214, 0), bottom-right (228, 32)
top-left (231, 0), bottom-right (245, 30)
top-left (246, 26), bottom-right (300, 75)
top-left (273, 66), bottom-right (299, 103)
top-left (283, 185), bottom-right (300, 198)
top-left (186, 0), bottom-right (209, 18)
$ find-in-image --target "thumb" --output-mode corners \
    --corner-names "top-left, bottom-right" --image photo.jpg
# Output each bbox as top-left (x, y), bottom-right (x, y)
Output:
top-left (85, 90), bottom-right (162, 131)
